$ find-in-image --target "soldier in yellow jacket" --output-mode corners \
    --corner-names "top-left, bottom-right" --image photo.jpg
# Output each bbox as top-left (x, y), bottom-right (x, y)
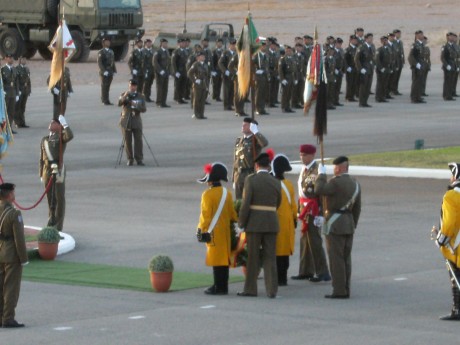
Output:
top-left (271, 154), bottom-right (297, 286)
top-left (196, 162), bottom-right (238, 295)
top-left (436, 162), bottom-right (460, 320)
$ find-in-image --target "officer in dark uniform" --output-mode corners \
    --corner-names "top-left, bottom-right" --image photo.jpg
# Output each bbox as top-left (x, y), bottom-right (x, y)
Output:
top-left (211, 38), bottom-right (224, 102)
top-left (333, 38), bottom-right (345, 106)
top-left (1, 54), bottom-right (19, 133)
top-left (253, 41), bottom-right (270, 115)
top-left (201, 38), bottom-right (213, 93)
top-left (183, 38), bottom-right (192, 100)
top-left (232, 118), bottom-right (268, 199)
top-left (187, 51), bottom-right (209, 119)
top-left (128, 38), bottom-right (145, 92)
top-left (142, 39), bottom-right (155, 102)
top-left (97, 37), bottom-right (117, 105)
top-left (324, 47), bottom-right (337, 110)
top-left (171, 38), bottom-right (189, 104)
top-left (355, 28), bottom-right (365, 46)
top-left (48, 67), bottom-right (73, 120)
top-left (441, 32), bottom-right (458, 101)
top-left (218, 39), bottom-right (237, 112)
top-left (421, 35), bottom-right (431, 97)
top-left (118, 79), bottom-right (147, 166)
top-left (375, 36), bottom-right (392, 103)
top-left (354, 33), bottom-right (374, 107)
top-left (408, 30), bottom-right (427, 103)
top-left (390, 29), bottom-right (405, 96)
top-left (268, 38), bottom-right (280, 107)
top-left (279, 45), bottom-right (297, 113)
top-left (344, 35), bottom-right (359, 102)
top-left (15, 57), bottom-right (31, 128)
top-left (291, 43), bottom-right (307, 109)
top-left (385, 32), bottom-right (396, 99)
top-left (228, 51), bottom-right (246, 116)
top-left (153, 38), bottom-right (171, 108)
top-left (0, 183), bottom-right (28, 328)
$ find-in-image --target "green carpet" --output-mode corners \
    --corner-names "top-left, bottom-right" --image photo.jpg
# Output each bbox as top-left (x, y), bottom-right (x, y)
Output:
top-left (23, 259), bottom-right (244, 292)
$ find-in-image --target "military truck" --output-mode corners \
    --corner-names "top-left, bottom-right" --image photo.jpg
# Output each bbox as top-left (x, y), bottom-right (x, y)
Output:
top-left (153, 23), bottom-right (235, 53)
top-left (0, 0), bottom-right (144, 62)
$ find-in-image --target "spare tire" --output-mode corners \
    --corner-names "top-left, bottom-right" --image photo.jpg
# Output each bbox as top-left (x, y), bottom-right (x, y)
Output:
top-left (70, 30), bottom-right (90, 62)
top-left (47, 0), bottom-right (59, 20)
top-left (0, 28), bottom-right (25, 59)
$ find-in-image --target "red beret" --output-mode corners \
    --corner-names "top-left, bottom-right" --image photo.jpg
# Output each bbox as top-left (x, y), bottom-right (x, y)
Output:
top-left (299, 144), bottom-right (316, 154)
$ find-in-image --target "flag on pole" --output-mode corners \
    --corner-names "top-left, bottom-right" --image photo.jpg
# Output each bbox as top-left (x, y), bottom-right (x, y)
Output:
top-left (48, 20), bottom-right (76, 90)
top-left (236, 13), bottom-right (261, 98)
top-left (0, 77), bottom-right (14, 159)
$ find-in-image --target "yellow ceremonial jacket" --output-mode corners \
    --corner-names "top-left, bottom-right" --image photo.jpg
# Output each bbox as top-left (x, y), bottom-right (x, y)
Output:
top-left (276, 179), bottom-right (297, 256)
top-left (440, 188), bottom-right (460, 266)
top-left (198, 186), bottom-right (238, 266)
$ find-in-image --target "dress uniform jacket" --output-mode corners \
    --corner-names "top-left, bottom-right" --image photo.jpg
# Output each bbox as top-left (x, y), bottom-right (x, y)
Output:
top-left (15, 63), bottom-right (31, 127)
top-left (171, 47), bottom-right (188, 101)
top-left (142, 47), bottom-right (155, 99)
top-left (97, 47), bottom-right (117, 104)
top-left (218, 49), bottom-right (236, 109)
top-left (354, 43), bottom-right (374, 105)
top-left (439, 187), bottom-right (460, 267)
top-left (128, 48), bottom-right (144, 78)
top-left (153, 48), bottom-right (171, 106)
top-left (198, 186), bottom-right (238, 266)
top-left (276, 178), bottom-right (297, 256)
top-left (187, 61), bottom-right (209, 118)
top-left (253, 51), bottom-right (269, 112)
top-left (118, 92), bottom-right (146, 129)
top-left (344, 44), bottom-right (358, 100)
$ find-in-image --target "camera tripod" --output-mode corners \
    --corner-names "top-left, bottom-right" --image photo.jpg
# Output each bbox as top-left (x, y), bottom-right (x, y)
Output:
top-left (115, 131), bottom-right (160, 168)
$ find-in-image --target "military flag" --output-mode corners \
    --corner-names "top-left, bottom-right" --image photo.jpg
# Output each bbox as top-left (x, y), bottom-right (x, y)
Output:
top-left (0, 77), bottom-right (14, 159)
top-left (47, 19), bottom-right (76, 90)
top-left (236, 13), bottom-right (261, 99)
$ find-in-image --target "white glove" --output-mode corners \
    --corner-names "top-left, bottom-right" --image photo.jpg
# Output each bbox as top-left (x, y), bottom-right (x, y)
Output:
top-left (103, 71), bottom-right (109, 76)
top-left (249, 122), bottom-right (259, 134)
top-left (160, 70), bottom-right (165, 76)
top-left (18, 91), bottom-right (22, 96)
top-left (132, 69), bottom-right (138, 75)
top-left (53, 87), bottom-right (59, 95)
top-left (256, 69), bottom-right (264, 75)
top-left (380, 68), bottom-right (385, 73)
top-left (334, 69), bottom-right (339, 75)
top-left (58, 115), bottom-right (68, 128)
top-left (294, 80), bottom-right (298, 85)
top-left (40, 177), bottom-right (43, 183)
top-left (281, 79), bottom-right (288, 86)
top-left (21, 261), bottom-right (29, 266)
top-left (313, 216), bottom-right (325, 227)
top-left (416, 63), bottom-right (421, 70)
top-left (447, 65), bottom-right (452, 71)
top-left (346, 67), bottom-right (352, 73)
top-left (211, 71), bottom-right (217, 77)
top-left (145, 73), bottom-right (148, 78)
top-left (195, 79), bottom-right (201, 84)
top-left (15, 95), bottom-right (19, 102)
top-left (232, 182), bottom-right (236, 190)
top-left (175, 72), bottom-right (181, 78)
top-left (318, 163), bottom-right (326, 174)
top-left (225, 70), bottom-right (230, 76)
top-left (457, 68), bottom-right (460, 72)
top-left (360, 68), bottom-right (366, 75)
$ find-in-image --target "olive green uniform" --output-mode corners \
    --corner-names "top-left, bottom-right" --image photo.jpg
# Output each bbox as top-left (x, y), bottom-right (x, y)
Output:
top-left (97, 47), bottom-right (117, 104)
top-left (171, 47), bottom-right (188, 103)
top-left (253, 51), bottom-right (269, 114)
top-left (441, 42), bottom-right (458, 100)
top-left (354, 43), bottom-right (374, 106)
top-left (118, 91), bottom-right (146, 164)
top-left (408, 40), bottom-right (428, 102)
top-left (153, 48), bottom-right (171, 107)
top-left (187, 61), bottom-right (209, 118)
top-left (218, 49), bottom-right (236, 110)
top-left (267, 48), bottom-right (280, 106)
top-left (47, 67), bottom-right (73, 120)
top-left (142, 47), bottom-right (155, 101)
top-left (324, 54), bottom-right (336, 108)
top-left (0, 201), bottom-right (27, 325)
top-left (344, 44), bottom-right (358, 101)
top-left (128, 48), bottom-right (145, 92)
top-left (333, 47), bottom-right (345, 105)
top-left (278, 55), bottom-right (298, 112)
top-left (375, 45), bottom-right (391, 102)
top-left (39, 126), bottom-right (74, 231)
top-left (421, 45), bottom-right (431, 97)
top-left (232, 132), bottom-right (268, 199)
top-left (228, 54), bottom-right (245, 115)
top-left (291, 52), bottom-right (307, 108)
top-left (211, 47), bottom-right (224, 100)
top-left (1, 64), bottom-right (19, 126)
top-left (14, 63), bottom-right (31, 127)
top-left (389, 38), bottom-right (404, 95)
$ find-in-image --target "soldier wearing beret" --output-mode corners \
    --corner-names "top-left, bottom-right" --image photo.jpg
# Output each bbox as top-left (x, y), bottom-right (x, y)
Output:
top-left (97, 37), bottom-right (117, 106)
top-left (237, 152), bottom-right (282, 298)
top-left (14, 57), bottom-right (31, 128)
top-left (315, 156), bottom-right (361, 299)
top-left (344, 35), bottom-right (359, 102)
top-left (142, 39), bottom-right (155, 103)
top-left (292, 144), bottom-right (330, 282)
top-left (118, 79), bottom-right (146, 166)
top-left (128, 39), bottom-right (145, 92)
top-left (408, 30), bottom-right (428, 103)
top-left (375, 36), bottom-right (391, 103)
top-left (1, 54), bottom-right (19, 133)
top-left (0, 183), bottom-right (28, 328)
top-left (187, 51), bottom-right (209, 119)
top-left (172, 38), bottom-right (189, 104)
top-left (232, 118), bottom-right (268, 199)
top-left (196, 163), bottom-right (238, 295)
top-left (354, 33), bottom-right (374, 107)
top-left (153, 38), bottom-right (171, 108)
top-left (441, 32), bottom-right (458, 101)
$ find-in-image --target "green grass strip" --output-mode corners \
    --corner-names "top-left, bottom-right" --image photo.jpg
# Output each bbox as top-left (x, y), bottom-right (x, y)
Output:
top-left (23, 259), bottom-right (244, 292)
top-left (349, 146), bottom-right (460, 169)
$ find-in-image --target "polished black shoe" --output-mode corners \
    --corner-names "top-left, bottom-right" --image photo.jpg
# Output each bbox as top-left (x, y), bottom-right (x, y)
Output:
top-left (325, 294), bottom-right (349, 299)
top-left (237, 291), bottom-right (257, 297)
top-left (309, 274), bottom-right (332, 283)
top-left (268, 104), bottom-right (278, 108)
top-left (359, 104), bottom-right (372, 108)
top-left (204, 286), bottom-right (228, 295)
top-left (137, 161), bottom-right (145, 166)
top-left (385, 95), bottom-right (394, 99)
top-left (145, 98), bottom-right (154, 103)
top-left (226, 107), bottom-right (234, 111)
top-left (158, 104), bottom-right (171, 108)
top-left (127, 160), bottom-right (133, 166)
top-left (293, 104), bottom-right (303, 109)
top-left (375, 99), bottom-right (388, 103)
top-left (256, 111), bottom-right (269, 115)
top-left (278, 281), bottom-right (287, 286)
top-left (267, 294), bottom-right (277, 299)
top-left (192, 115), bottom-right (207, 120)
top-left (215, 98), bottom-right (222, 102)
top-left (282, 109), bottom-right (295, 113)
top-left (392, 91), bottom-right (402, 96)
top-left (2, 319), bottom-right (25, 328)
top-left (422, 93), bottom-right (429, 97)
top-left (334, 103), bottom-right (344, 106)
top-left (205, 101), bottom-right (211, 105)
top-left (411, 100), bottom-right (426, 104)
top-left (346, 98), bottom-right (357, 102)
top-left (440, 312), bottom-right (460, 321)
top-left (444, 98), bottom-right (455, 101)
top-left (18, 124), bottom-right (30, 128)
top-left (103, 101), bottom-right (113, 106)
top-left (327, 105), bottom-right (336, 110)
top-left (291, 274), bottom-right (312, 280)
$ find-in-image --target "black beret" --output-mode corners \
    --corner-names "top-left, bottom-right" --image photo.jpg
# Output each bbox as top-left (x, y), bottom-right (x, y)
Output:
top-left (332, 156), bottom-right (349, 165)
top-left (447, 32), bottom-right (455, 36)
top-left (177, 38), bottom-right (184, 43)
top-left (356, 27), bottom-right (364, 32)
top-left (254, 153), bottom-right (270, 166)
top-left (285, 45), bottom-right (292, 50)
top-left (365, 33), bottom-right (374, 38)
top-left (387, 32), bottom-right (395, 37)
top-left (202, 38), bottom-right (209, 42)
top-left (415, 30), bottom-right (423, 35)
top-left (129, 79), bottom-right (138, 85)
top-left (185, 38), bottom-right (191, 42)
top-left (350, 35), bottom-right (358, 40)
top-left (295, 43), bottom-right (303, 47)
top-left (327, 35), bottom-right (335, 40)
top-left (0, 183), bottom-right (15, 191)
top-left (393, 29), bottom-right (401, 34)
top-left (381, 35), bottom-right (388, 40)
top-left (160, 38), bottom-right (168, 43)
top-left (216, 38), bottom-right (223, 43)
top-left (243, 117), bottom-right (258, 125)
top-left (336, 37), bottom-right (343, 43)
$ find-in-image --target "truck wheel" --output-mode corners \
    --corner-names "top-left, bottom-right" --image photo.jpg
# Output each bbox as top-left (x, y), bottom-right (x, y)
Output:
top-left (0, 28), bottom-right (25, 59)
top-left (113, 42), bottom-right (129, 61)
top-left (38, 44), bottom-right (53, 60)
top-left (47, 0), bottom-right (59, 20)
top-left (23, 42), bottom-right (38, 59)
top-left (70, 30), bottom-right (90, 62)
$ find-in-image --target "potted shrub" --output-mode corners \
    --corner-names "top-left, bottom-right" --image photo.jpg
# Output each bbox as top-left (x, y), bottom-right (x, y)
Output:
top-left (37, 226), bottom-right (61, 260)
top-left (148, 255), bottom-right (174, 292)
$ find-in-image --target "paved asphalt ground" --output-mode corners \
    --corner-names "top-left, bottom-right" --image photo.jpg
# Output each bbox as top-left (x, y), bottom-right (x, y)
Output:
top-left (1, 64), bottom-right (459, 343)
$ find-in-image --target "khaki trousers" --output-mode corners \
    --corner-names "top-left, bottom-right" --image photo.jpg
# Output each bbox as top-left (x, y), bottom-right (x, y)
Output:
top-left (44, 176), bottom-right (66, 231)
top-left (326, 233), bottom-right (353, 296)
top-left (0, 262), bottom-right (23, 323)
top-left (298, 223), bottom-right (329, 277)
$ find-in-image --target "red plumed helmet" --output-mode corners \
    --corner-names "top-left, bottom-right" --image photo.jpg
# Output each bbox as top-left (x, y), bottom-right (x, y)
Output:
top-left (266, 148), bottom-right (275, 162)
top-left (203, 163), bottom-right (213, 174)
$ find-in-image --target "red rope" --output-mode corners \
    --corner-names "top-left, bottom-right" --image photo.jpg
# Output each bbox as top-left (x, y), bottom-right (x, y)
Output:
top-left (0, 174), bottom-right (53, 211)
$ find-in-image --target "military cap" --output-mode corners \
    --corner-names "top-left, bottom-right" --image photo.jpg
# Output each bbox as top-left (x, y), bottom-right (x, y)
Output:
top-left (415, 30), bottom-right (423, 35)
top-left (185, 37), bottom-right (191, 42)
top-left (194, 44), bottom-right (202, 49)
top-left (393, 29), bottom-right (401, 34)
top-left (177, 38), bottom-right (184, 43)
top-left (295, 36), bottom-right (302, 40)
top-left (0, 183), bottom-right (15, 191)
top-left (196, 51), bottom-right (205, 57)
top-left (261, 41), bottom-right (267, 46)
top-left (356, 27), bottom-right (364, 32)
top-left (327, 35), bottom-right (335, 40)
top-left (145, 38), bottom-right (152, 43)
top-left (202, 38), bottom-right (209, 42)
top-left (350, 35), bottom-right (358, 40)
top-left (254, 153), bottom-right (270, 166)
top-left (303, 35), bottom-right (313, 40)
top-left (365, 33), bottom-right (373, 38)
top-left (284, 45), bottom-right (292, 50)
top-left (271, 154), bottom-right (292, 177)
top-left (160, 38), bottom-right (168, 43)
top-left (387, 32), bottom-right (395, 37)
top-left (336, 37), bottom-right (343, 43)
top-left (129, 79), bottom-right (138, 85)
top-left (216, 38), bottom-right (223, 43)
top-left (243, 117), bottom-right (258, 125)
top-left (449, 163), bottom-right (460, 180)
top-left (380, 35), bottom-right (388, 40)
top-left (447, 32), bottom-right (455, 36)
top-left (332, 156), bottom-right (349, 165)
top-left (299, 144), bottom-right (316, 155)
top-left (228, 38), bottom-right (237, 44)
top-left (135, 38), bottom-right (143, 43)
top-left (198, 162), bottom-right (228, 183)
top-left (295, 43), bottom-right (303, 47)
top-left (3, 53), bottom-right (12, 58)
top-left (102, 37), bottom-right (111, 42)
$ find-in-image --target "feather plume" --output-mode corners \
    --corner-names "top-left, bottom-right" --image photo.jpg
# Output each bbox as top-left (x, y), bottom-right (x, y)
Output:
top-left (203, 163), bottom-right (212, 174)
top-left (266, 148), bottom-right (275, 162)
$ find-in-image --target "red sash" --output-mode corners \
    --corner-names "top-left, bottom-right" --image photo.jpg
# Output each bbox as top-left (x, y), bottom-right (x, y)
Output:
top-left (298, 197), bottom-right (319, 234)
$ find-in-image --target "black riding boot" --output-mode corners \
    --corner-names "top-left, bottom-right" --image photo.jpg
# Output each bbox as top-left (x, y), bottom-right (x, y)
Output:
top-left (440, 262), bottom-right (460, 321)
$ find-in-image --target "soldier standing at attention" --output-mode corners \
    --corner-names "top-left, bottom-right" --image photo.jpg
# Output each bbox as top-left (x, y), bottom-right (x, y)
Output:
top-left (253, 41), bottom-right (270, 115)
top-left (186, 44), bottom-right (202, 109)
top-left (344, 35), bottom-right (359, 102)
top-left (39, 116), bottom-right (74, 231)
top-left (1, 54), bottom-right (19, 133)
top-left (441, 32), bottom-right (458, 101)
top-left (0, 183), bottom-right (28, 328)
top-left (390, 29), bottom-right (405, 96)
top-left (201, 38), bottom-right (213, 95)
top-left (97, 37), bottom-right (117, 106)
top-left (187, 52), bottom-right (209, 120)
top-left (267, 38), bottom-right (280, 108)
top-left (375, 36), bottom-right (391, 103)
top-left (408, 30), bottom-right (427, 103)
top-left (228, 52), bottom-right (246, 117)
top-left (15, 57), bottom-right (31, 128)
top-left (218, 39), bottom-right (237, 112)
top-left (421, 35), bottom-right (431, 98)
top-left (153, 38), bottom-right (171, 108)
top-left (48, 67), bottom-right (73, 120)
top-left (385, 32), bottom-right (396, 100)
top-left (315, 156), bottom-right (361, 299)
top-left (183, 38), bottom-right (192, 100)
top-left (142, 39), bottom-right (155, 102)
top-left (237, 152), bottom-right (281, 299)
top-left (211, 38), bottom-right (224, 102)
top-left (333, 38), bottom-right (345, 106)
top-left (291, 43), bottom-right (307, 109)
top-left (279, 45), bottom-right (297, 113)
top-left (324, 47), bottom-right (337, 110)
top-left (118, 79), bottom-right (146, 166)
top-left (171, 38), bottom-right (188, 104)
top-left (232, 118), bottom-right (268, 199)
top-left (354, 33), bottom-right (374, 108)
top-left (128, 39), bottom-right (144, 92)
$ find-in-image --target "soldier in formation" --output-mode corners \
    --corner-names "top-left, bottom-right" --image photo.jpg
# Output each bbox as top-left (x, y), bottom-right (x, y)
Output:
top-left (15, 57), bottom-right (31, 128)
top-left (187, 51), bottom-right (209, 119)
top-left (97, 37), bottom-right (117, 106)
top-left (48, 67), bottom-right (73, 120)
top-left (128, 38), bottom-right (145, 92)
top-left (171, 38), bottom-right (189, 104)
top-left (142, 39), bottom-right (155, 102)
top-left (153, 38), bottom-right (171, 108)
top-left (1, 54), bottom-right (19, 133)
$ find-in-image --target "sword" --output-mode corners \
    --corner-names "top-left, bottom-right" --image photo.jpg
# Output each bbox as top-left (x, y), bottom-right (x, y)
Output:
top-left (431, 226), bottom-right (460, 290)
top-left (446, 260), bottom-right (460, 290)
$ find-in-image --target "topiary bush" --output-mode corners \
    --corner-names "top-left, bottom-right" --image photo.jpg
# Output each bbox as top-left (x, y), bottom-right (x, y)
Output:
top-left (148, 255), bottom-right (174, 272)
top-left (37, 226), bottom-right (61, 243)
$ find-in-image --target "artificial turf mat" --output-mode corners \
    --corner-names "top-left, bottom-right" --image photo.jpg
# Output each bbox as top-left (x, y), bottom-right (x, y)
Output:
top-left (22, 259), bottom-right (244, 292)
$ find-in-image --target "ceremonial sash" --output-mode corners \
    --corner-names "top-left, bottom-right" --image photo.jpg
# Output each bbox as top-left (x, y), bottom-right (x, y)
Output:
top-left (298, 197), bottom-right (319, 234)
top-left (207, 187), bottom-right (227, 235)
top-left (249, 205), bottom-right (276, 212)
top-left (280, 181), bottom-right (291, 205)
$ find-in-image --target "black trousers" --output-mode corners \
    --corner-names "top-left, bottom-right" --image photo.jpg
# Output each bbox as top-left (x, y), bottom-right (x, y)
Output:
top-left (213, 266), bottom-right (229, 293)
top-left (276, 256), bottom-right (290, 285)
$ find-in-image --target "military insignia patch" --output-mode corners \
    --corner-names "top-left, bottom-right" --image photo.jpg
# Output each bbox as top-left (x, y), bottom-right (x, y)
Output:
top-left (18, 215), bottom-right (23, 223)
